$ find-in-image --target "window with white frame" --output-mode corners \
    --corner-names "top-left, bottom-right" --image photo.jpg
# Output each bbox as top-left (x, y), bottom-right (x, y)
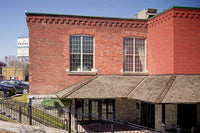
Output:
top-left (70, 35), bottom-right (94, 72)
top-left (123, 37), bottom-right (146, 72)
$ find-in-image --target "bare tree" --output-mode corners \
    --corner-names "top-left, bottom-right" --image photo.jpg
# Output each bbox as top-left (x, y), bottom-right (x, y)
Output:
top-left (6, 56), bottom-right (29, 80)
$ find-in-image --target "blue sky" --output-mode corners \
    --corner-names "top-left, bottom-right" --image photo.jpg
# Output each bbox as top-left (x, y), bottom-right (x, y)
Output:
top-left (0, 0), bottom-right (200, 62)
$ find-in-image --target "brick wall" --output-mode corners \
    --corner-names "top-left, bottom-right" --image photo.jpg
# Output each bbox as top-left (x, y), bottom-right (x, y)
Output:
top-left (148, 9), bottom-right (175, 75)
top-left (148, 8), bottom-right (200, 75)
top-left (26, 14), bottom-right (147, 94)
top-left (173, 8), bottom-right (200, 74)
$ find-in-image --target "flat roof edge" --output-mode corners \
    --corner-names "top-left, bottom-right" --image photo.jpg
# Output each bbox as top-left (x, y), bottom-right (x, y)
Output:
top-left (25, 12), bottom-right (147, 21)
top-left (148, 6), bottom-right (200, 20)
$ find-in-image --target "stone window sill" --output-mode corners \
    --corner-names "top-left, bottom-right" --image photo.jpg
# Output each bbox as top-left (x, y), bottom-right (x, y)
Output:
top-left (121, 72), bottom-right (148, 76)
top-left (67, 71), bottom-right (97, 76)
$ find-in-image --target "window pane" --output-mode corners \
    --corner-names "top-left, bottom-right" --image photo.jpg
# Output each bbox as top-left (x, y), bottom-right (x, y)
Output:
top-left (102, 100), bottom-right (107, 118)
top-left (124, 55), bottom-right (133, 71)
top-left (107, 100), bottom-right (114, 118)
top-left (123, 38), bottom-right (145, 72)
top-left (70, 35), bottom-right (94, 72)
top-left (135, 39), bottom-right (145, 72)
top-left (70, 54), bottom-right (81, 71)
top-left (135, 39), bottom-right (145, 56)
top-left (70, 36), bottom-right (81, 53)
top-left (83, 55), bottom-right (93, 71)
top-left (123, 38), bottom-right (133, 55)
top-left (92, 100), bottom-right (98, 120)
top-left (135, 55), bottom-right (145, 72)
top-left (83, 36), bottom-right (93, 53)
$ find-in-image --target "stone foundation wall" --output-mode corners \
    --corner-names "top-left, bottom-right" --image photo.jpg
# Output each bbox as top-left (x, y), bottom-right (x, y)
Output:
top-left (155, 104), bottom-right (177, 131)
top-left (165, 104), bottom-right (177, 130)
top-left (27, 95), bottom-right (58, 108)
top-left (115, 98), bottom-right (141, 124)
top-left (155, 104), bottom-right (162, 131)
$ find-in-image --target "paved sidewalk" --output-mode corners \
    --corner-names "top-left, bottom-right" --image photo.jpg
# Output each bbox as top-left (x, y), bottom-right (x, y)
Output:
top-left (0, 121), bottom-right (68, 133)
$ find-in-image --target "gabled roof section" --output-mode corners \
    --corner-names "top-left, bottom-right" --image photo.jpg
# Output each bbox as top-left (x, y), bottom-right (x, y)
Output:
top-left (56, 76), bottom-right (146, 99)
top-left (163, 75), bottom-right (200, 103)
top-left (128, 75), bottom-right (176, 103)
top-left (148, 6), bottom-right (200, 20)
top-left (56, 75), bottom-right (200, 104)
top-left (56, 76), bottom-right (98, 99)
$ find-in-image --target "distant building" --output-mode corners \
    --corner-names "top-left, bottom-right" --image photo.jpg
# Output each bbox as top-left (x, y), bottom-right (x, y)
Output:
top-left (134, 8), bottom-right (157, 19)
top-left (0, 62), bottom-right (6, 81)
top-left (2, 67), bottom-right (24, 80)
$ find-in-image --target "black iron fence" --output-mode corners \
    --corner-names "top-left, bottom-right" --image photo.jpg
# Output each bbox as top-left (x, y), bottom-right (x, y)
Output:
top-left (0, 98), bottom-right (159, 133)
top-left (68, 104), bottom-right (158, 133)
top-left (0, 98), bottom-right (68, 130)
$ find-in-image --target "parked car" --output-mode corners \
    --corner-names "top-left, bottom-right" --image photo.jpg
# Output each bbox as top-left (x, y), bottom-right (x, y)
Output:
top-left (1, 80), bottom-right (29, 94)
top-left (0, 83), bottom-right (16, 98)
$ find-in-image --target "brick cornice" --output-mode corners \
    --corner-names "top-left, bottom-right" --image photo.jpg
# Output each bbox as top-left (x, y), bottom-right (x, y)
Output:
top-left (26, 16), bottom-right (148, 29)
top-left (173, 11), bottom-right (200, 19)
top-left (148, 9), bottom-right (200, 28)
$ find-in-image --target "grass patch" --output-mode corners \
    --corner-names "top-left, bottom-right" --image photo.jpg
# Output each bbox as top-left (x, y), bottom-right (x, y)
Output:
top-left (3, 95), bottom-right (67, 130)
top-left (11, 94), bottom-right (28, 103)
top-left (3, 97), bottom-right (66, 130)
top-left (0, 115), bottom-right (18, 123)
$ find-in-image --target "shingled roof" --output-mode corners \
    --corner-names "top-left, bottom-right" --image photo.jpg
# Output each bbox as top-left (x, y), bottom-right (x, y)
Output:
top-left (128, 75), bottom-right (176, 103)
top-left (56, 75), bottom-right (200, 104)
top-left (162, 75), bottom-right (200, 103)
top-left (57, 76), bottom-right (146, 99)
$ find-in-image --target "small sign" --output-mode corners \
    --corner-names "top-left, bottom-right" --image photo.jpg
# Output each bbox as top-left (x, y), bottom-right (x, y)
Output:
top-left (17, 48), bottom-right (29, 57)
top-left (17, 38), bottom-right (29, 48)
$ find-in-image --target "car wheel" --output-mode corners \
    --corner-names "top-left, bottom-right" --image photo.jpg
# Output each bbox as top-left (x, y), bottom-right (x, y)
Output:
top-left (23, 89), bottom-right (28, 94)
top-left (0, 91), bottom-right (5, 98)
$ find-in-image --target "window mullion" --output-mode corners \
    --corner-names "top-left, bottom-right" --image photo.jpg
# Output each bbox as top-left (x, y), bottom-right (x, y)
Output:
top-left (133, 39), bottom-right (135, 72)
top-left (81, 36), bottom-right (83, 71)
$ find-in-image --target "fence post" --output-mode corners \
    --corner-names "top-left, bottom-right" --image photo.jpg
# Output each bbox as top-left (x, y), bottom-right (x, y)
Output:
top-left (28, 98), bottom-right (32, 125)
top-left (19, 105), bottom-right (21, 123)
top-left (68, 103), bottom-right (71, 133)
top-left (111, 113), bottom-right (114, 133)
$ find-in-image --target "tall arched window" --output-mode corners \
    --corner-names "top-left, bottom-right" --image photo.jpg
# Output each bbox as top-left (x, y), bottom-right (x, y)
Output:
top-left (123, 37), bottom-right (146, 72)
top-left (70, 35), bottom-right (94, 72)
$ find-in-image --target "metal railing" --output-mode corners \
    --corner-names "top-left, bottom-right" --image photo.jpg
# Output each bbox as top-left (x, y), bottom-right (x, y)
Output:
top-left (0, 98), bottom-right (159, 133)
top-left (0, 98), bottom-right (68, 130)
top-left (68, 104), bottom-right (158, 133)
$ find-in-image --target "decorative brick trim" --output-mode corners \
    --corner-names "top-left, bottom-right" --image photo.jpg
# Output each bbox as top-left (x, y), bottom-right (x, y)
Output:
top-left (148, 10), bottom-right (200, 28)
top-left (173, 12), bottom-right (200, 19)
top-left (148, 13), bottom-right (173, 28)
top-left (26, 16), bottom-right (148, 29)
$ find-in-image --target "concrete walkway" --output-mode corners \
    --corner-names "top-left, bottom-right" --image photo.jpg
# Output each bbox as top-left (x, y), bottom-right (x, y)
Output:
top-left (0, 121), bottom-right (68, 133)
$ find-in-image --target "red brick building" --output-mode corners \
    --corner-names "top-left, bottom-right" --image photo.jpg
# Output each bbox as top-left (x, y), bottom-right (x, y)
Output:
top-left (26, 6), bottom-right (200, 132)
top-left (148, 7), bottom-right (200, 74)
